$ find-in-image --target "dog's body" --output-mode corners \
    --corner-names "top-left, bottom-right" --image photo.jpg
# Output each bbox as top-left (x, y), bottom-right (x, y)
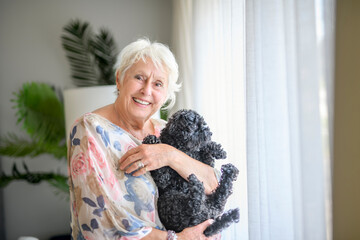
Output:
top-left (143, 109), bottom-right (239, 236)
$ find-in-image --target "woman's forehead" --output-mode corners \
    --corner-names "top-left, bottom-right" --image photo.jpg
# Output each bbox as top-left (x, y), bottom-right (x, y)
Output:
top-left (130, 58), bottom-right (168, 78)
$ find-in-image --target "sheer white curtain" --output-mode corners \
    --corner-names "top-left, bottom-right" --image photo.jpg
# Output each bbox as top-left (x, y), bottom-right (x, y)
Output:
top-left (172, 0), bottom-right (334, 239)
top-left (172, 0), bottom-right (247, 239)
top-left (246, 0), bottom-right (335, 240)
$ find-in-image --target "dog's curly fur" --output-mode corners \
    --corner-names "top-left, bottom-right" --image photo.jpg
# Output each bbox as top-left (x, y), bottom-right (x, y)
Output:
top-left (143, 109), bottom-right (240, 236)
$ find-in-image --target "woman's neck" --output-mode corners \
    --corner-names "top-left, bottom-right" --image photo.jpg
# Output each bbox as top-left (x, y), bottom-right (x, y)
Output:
top-left (112, 104), bottom-right (154, 140)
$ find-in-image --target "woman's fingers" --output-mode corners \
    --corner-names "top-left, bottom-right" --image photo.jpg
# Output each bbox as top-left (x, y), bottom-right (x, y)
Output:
top-left (119, 144), bottom-right (173, 175)
top-left (177, 219), bottom-right (214, 240)
top-left (119, 145), bottom-right (151, 173)
top-left (198, 219), bottom-right (214, 231)
top-left (195, 219), bottom-right (214, 240)
top-left (119, 145), bottom-right (140, 163)
top-left (132, 165), bottom-right (149, 177)
top-left (119, 147), bottom-right (142, 171)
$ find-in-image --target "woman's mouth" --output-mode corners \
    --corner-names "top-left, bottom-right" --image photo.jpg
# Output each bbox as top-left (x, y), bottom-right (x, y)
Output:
top-left (133, 97), bottom-right (151, 106)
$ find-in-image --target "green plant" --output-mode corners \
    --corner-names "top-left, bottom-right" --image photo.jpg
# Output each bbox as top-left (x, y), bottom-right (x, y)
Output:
top-left (0, 82), bottom-right (68, 194)
top-left (0, 19), bottom-right (122, 196)
top-left (61, 19), bottom-right (119, 87)
top-left (0, 19), bottom-right (122, 195)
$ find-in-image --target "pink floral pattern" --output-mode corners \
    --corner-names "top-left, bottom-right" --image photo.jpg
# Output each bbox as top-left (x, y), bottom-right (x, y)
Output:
top-left (71, 152), bottom-right (89, 178)
top-left (88, 136), bottom-right (107, 169)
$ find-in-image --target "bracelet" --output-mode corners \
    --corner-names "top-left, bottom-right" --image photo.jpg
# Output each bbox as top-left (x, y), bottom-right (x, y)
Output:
top-left (167, 230), bottom-right (178, 240)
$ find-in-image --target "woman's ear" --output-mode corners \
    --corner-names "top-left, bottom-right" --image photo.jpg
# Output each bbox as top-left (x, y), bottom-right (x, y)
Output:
top-left (116, 70), bottom-right (121, 91)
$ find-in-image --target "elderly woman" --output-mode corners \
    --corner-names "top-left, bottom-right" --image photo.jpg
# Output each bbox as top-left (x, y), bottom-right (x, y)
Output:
top-left (68, 38), bottom-right (219, 239)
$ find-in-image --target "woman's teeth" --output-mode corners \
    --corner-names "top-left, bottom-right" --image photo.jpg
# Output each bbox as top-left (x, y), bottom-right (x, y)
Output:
top-left (133, 98), bottom-right (150, 105)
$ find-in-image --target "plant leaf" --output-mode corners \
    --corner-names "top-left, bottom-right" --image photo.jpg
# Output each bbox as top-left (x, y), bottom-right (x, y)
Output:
top-left (62, 19), bottom-right (118, 86)
top-left (92, 28), bottom-right (118, 85)
top-left (0, 133), bottom-right (66, 159)
top-left (12, 82), bottom-right (65, 145)
top-left (0, 162), bottom-right (68, 193)
top-left (47, 173), bottom-right (69, 194)
top-left (61, 19), bottom-right (99, 86)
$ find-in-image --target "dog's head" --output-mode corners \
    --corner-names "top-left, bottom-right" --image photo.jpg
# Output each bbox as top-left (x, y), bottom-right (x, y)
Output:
top-left (160, 109), bottom-right (212, 153)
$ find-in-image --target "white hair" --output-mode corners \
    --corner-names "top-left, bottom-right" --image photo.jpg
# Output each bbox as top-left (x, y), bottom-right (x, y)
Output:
top-left (114, 38), bottom-right (181, 110)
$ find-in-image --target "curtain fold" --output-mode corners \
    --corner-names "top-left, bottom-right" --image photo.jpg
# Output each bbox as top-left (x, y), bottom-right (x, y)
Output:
top-left (171, 0), bottom-right (194, 113)
top-left (246, 0), bottom-right (334, 239)
top-left (172, 0), bottom-right (247, 239)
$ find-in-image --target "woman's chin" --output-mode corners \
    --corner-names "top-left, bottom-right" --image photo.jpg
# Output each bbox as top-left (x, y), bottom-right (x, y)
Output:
top-left (131, 109), bottom-right (156, 121)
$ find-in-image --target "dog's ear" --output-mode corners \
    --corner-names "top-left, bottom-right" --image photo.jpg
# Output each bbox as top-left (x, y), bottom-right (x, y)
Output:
top-left (203, 142), bottom-right (227, 160)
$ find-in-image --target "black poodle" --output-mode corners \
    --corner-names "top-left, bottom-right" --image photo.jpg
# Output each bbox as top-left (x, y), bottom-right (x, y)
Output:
top-left (143, 109), bottom-right (240, 237)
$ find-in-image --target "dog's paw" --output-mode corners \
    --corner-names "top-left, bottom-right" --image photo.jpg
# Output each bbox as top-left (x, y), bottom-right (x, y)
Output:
top-left (221, 163), bottom-right (239, 180)
top-left (142, 135), bottom-right (160, 144)
top-left (203, 208), bottom-right (240, 237)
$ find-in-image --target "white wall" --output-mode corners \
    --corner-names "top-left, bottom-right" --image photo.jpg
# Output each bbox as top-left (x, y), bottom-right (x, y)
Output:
top-left (0, 0), bottom-right (173, 239)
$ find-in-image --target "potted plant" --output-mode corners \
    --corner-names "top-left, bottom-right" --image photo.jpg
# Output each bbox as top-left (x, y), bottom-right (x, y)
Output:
top-left (61, 19), bottom-right (120, 134)
top-left (61, 19), bottom-right (118, 87)
top-left (0, 19), bottom-right (121, 240)
top-left (0, 82), bottom-right (68, 194)
top-left (0, 19), bottom-right (120, 194)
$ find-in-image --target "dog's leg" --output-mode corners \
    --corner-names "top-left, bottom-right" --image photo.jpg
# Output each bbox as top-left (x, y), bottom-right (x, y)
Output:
top-left (186, 174), bottom-right (209, 227)
top-left (158, 191), bottom-right (192, 233)
top-left (159, 174), bottom-right (207, 233)
top-left (207, 163), bottom-right (239, 212)
top-left (203, 208), bottom-right (240, 237)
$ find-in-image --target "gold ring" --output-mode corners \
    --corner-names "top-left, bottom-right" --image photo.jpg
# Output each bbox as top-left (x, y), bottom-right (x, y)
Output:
top-left (137, 161), bottom-right (144, 169)
top-left (144, 166), bottom-right (148, 172)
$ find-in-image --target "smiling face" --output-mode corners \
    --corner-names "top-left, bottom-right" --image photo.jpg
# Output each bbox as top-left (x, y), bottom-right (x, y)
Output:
top-left (115, 58), bottom-right (168, 123)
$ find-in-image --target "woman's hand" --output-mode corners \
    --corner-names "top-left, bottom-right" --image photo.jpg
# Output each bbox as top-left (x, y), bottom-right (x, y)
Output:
top-left (119, 143), bottom-right (219, 193)
top-left (118, 143), bottom-right (175, 176)
top-left (141, 220), bottom-right (220, 240)
top-left (177, 219), bottom-right (218, 240)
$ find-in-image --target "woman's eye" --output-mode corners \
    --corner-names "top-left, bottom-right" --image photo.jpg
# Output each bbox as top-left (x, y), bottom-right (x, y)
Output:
top-left (155, 81), bottom-right (163, 87)
top-left (135, 75), bottom-right (143, 80)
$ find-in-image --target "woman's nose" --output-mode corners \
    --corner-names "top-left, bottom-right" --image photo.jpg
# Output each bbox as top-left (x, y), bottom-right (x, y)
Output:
top-left (141, 80), bottom-right (152, 96)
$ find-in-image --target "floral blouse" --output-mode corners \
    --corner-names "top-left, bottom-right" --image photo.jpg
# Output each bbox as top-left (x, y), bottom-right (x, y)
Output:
top-left (67, 113), bottom-right (167, 240)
